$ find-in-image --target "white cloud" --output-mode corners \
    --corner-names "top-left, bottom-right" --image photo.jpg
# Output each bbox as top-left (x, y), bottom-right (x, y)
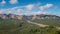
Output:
top-left (9, 0), bottom-right (18, 4)
top-left (37, 11), bottom-right (51, 15)
top-left (0, 9), bottom-right (7, 14)
top-left (39, 4), bottom-right (53, 10)
top-left (11, 4), bottom-right (35, 11)
top-left (0, 10), bottom-right (3, 14)
top-left (0, 3), bottom-right (53, 15)
top-left (17, 9), bottom-right (23, 13)
top-left (46, 4), bottom-right (53, 8)
top-left (0, 0), bottom-right (6, 5)
top-left (0, 8), bottom-right (52, 15)
top-left (57, 14), bottom-right (60, 17)
top-left (0, 9), bottom-right (14, 14)
top-left (0, 6), bottom-right (52, 15)
top-left (25, 4), bottom-right (34, 10)
top-left (30, 11), bottom-right (51, 15)
top-left (0, 8), bottom-right (24, 14)
top-left (6, 9), bottom-right (12, 14)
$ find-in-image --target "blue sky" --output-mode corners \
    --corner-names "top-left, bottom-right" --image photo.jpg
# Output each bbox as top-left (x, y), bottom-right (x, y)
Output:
top-left (0, 0), bottom-right (60, 16)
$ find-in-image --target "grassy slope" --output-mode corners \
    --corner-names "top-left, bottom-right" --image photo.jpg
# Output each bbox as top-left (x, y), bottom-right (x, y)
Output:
top-left (0, 19), bottom-right (60, 34)
top-left (30, 18), bottom-right (60, 27)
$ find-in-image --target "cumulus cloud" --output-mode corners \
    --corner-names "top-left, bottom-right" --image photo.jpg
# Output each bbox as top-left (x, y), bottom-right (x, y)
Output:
top-left (9, 0), bottom-right (18, 4)
top-left (6, 9), bottom-right (12, 14)
top-left (39, 4), bottom-right (53, 10)
top-left (0, 0), bottom-right (6, 5)
top-left (0, 3), bottom-right (53, 15)
top-left (16, 9), bottom-right (24, 13)
top-left (25, 4), bottom-right (35, 10)
top-left (57, 14), bottom-right (60, 17)
top-left (0, 10), bottom-right (3, 14)
top-left (30, 11), bottom-right (51, 15)
top-left (0, 8), bottom-right (23, 14)
top-left (0, 7), bottom-right (52, 15)
top-left (0, 9), bottom-right (7, 14)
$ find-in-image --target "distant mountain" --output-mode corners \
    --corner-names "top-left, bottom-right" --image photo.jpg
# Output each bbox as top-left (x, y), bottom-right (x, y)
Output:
top-left (0, 14), bottom-right (60, 20)
top-left (24, 14), bottom-right (60, 20)
top-left (0, 14), bottom-right (23, 20)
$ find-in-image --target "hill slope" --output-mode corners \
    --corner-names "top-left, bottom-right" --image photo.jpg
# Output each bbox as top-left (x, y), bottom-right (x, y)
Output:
top-left (0, 19), bottom-right (60, 34)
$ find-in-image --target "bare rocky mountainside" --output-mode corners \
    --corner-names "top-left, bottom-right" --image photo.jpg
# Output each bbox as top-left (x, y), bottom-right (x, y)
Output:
top-left (0, 14), bottom-right (60, 20)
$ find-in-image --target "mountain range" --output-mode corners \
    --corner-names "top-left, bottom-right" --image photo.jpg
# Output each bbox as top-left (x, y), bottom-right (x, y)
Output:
top-left (0, 14), bottom-right (60, 20)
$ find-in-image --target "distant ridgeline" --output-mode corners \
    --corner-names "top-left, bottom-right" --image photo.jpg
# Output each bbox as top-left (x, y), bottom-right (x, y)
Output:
top-left (0, 14), bottom-right (60, 20)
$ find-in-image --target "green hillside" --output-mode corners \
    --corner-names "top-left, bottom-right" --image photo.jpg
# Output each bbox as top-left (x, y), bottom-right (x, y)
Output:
top-left (30, 18), bottom-right (60, 27)
top-left (0, 19), bottom-right (60, 34)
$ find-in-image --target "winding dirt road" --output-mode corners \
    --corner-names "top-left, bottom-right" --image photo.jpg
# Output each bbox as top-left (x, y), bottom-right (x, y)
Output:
top-left (27, 20), bottom-right (60, 29)
top-left (11, 20), bottom-right (60, 32)
top-left (27, 20), bottom-right (48, 27)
